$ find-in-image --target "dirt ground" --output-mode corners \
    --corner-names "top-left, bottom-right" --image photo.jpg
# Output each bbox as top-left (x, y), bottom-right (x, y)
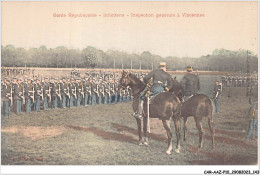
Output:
top-left (1, 87), bottom-right (258, 165)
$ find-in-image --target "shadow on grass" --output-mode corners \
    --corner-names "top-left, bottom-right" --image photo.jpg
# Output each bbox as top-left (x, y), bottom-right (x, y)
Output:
top-left (66, 125), bottom-right (137, 144)
top-left (188, 145), bottom-right (257, 165)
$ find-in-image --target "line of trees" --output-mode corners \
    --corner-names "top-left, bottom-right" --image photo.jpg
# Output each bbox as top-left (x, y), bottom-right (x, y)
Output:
top-left (1, 45), bottom-right (258, 72)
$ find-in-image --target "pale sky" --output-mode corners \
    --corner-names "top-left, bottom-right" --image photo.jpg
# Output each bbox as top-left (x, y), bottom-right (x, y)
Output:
top-left (1, 1), bottom-right (258, 57)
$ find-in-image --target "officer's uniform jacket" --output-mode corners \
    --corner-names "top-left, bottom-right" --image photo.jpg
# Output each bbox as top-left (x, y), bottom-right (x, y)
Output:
top-left (60, 81), bottom-right (65, 97)
top-left (180, 72), bottom-right (200, 96)
top-left (43, 82), bottom-right (50, 97)
top-left (13, 83), bottom-right (22, 100)
top-left (34, 82), bottom-right (42, 99)
top-left (143, 69), bottom-right (173, 91)
top-left (2, 83), bottom-right (12, 102)
top-left (69, 82), bottom-right (76, 98)
top-left (84, 81), bottom-right (92, 95)
top-left (214, 84), bottom-right (222, 99)
top-left (25, 82), bottom-right (34, 100)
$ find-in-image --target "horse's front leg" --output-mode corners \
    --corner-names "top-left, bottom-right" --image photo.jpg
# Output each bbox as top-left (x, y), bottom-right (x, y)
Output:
top-left (135, 118), bottom-right (143, 145)
top-left (143, 116), bottom-right (149, 145)
top-left (162, 119), bottom-right (173, 155)
top-left (183, 117), bottom-right (188, 141)
top-left (173, 118), bottom-right (181, 153)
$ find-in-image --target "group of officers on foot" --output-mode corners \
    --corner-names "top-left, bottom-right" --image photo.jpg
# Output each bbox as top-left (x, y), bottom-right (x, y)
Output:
top-left (1, 73), bottom-right (135, 117)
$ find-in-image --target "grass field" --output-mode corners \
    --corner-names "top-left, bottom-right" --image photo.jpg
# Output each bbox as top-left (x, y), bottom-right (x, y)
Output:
top-left (1, 85), bottom-right (258, 165)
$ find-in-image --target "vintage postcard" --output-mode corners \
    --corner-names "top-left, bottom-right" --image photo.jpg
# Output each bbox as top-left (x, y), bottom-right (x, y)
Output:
top-left (1, 1), bottom-right (259, 174)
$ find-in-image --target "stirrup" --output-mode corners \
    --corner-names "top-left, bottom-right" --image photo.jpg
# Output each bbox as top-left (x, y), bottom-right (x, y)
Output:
top-left (133, 112), bottom-right (143, 119)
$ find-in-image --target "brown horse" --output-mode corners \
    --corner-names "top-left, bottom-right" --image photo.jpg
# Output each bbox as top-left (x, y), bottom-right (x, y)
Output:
top-left (119, 70), bottom-right (182, 154)
top-left (172, 79), bottom-right (215, 149)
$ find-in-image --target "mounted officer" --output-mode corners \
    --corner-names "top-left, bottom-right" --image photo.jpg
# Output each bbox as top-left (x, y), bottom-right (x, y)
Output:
top-left (180, 66), bottom-right (200, 103)
top-left (134, 62), bottom-right (173, 119)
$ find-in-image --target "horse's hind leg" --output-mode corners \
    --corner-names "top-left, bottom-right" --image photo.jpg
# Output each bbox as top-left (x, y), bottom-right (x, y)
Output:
top-left (143, 117), bottom-right (149, 145)
top-left (135, 118), bottom-right (143, 145)
top-left (162, 119), bottom-right (173, 155)
top-left (195, 119), bottom-right (204, 149)
top-left (208, 117), bottom-right (215, 149)
top-left (173, 118), bottom-right (181, 153)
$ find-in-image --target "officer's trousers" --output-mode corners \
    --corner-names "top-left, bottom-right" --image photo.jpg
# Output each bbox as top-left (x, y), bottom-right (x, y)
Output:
top-left (26, 98), bottom-right (32, 113)
top-left (61, 95), bottom-right (66, 108)
top-left (3, 101), bottom-right (10, 117)
top-left (14, 99), bottom-right (22, 114)
top-left (52, 96), bottom-right (58, 109)
top-left (77, 94), bottom-right (82, 107)
top-left (35, 98), bottom-right (41, 112)
top-left (214, 98), bottom-right (220, 113)
top-left (140, 85), bottom-right (164, 101)
top-left (84, 93), bottom-right (89, 106)
top-left (44, 96), bottom-right (49, 109)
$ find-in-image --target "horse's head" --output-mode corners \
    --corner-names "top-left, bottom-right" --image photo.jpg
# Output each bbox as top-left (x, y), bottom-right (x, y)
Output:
top-left (170, 77), bottom-right (183, 101)
top-left (119, 70), bottom-right (132, 90)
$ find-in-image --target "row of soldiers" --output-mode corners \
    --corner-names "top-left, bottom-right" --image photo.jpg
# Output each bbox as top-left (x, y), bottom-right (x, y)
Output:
top-left (221, 74), bottom-right (258, 87)
top-left (1, 67), bottom-right (35, 76)
top-left (1, 75), bottom-right (134, 117)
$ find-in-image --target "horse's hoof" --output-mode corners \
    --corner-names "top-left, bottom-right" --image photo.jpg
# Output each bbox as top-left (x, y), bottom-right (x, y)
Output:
top-left (166, 150), bottom-right (172, 155)
top-left (143, 141), bottom-right (149, 146)
top-left (174, 148), bottom-right (180, 154)
top-left (137, 141), bottom-right (143, 146)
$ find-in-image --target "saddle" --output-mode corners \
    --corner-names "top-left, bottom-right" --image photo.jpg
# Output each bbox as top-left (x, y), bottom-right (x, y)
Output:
top-left (182, 94), bottom-right (194, 103)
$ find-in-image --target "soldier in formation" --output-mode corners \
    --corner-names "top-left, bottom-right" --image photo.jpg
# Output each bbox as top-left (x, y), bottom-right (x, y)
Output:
top-left (1, 70), bottom-right (135, 116)
top-left (221, 74), bottom-right (257, 88)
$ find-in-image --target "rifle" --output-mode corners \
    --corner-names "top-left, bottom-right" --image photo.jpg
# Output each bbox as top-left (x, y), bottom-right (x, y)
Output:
top-left (87, 82), bottom-right (92, 96)
top-left (110, 85), bottom-right (114, 95)
top-left (8, 85), bottom-right (13, 106)
top-left (47, 84), bottom-right (51, 103)
top-left (10, 86), bottom-right (13, 106)
top-left (21, 84), bottom-right (25, 105)
top-left (66, 82), bottom-right (70, 100)
top-left (81, 82), bottom-right (84, 99)
top-left (29, 84), bottom-right (35, 103)
top-left (72, 84), bottom-right (77, 99)
top-left (36, 83), bottom-right (42, 102)
top-left (57, 83), bottom-right (61, 100)
top-left (40, 87), bottom-right (44, 103)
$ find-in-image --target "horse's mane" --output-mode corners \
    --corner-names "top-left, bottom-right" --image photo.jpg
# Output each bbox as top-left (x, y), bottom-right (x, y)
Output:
top-left (128, 73), bottom-right (145, 86)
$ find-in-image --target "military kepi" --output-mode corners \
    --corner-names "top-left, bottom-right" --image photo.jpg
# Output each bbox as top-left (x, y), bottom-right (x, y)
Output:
top-left (159, 62), bottom-right (166, 67)
top-left (186, 66), bottom-right (193, 71)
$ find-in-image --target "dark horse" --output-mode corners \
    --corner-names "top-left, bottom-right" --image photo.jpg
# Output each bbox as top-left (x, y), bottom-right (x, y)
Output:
top-left (119, 70), bottom-right (182, 154)
top-left (170, 79), bottom-right (215, 149)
